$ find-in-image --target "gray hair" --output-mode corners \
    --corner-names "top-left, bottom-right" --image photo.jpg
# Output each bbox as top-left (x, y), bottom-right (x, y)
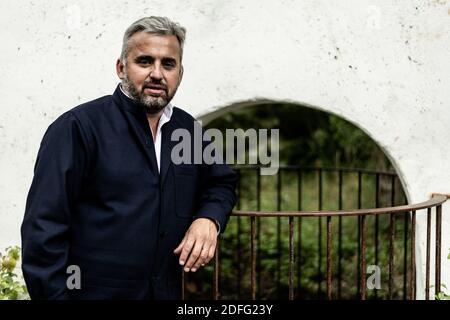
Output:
top-left (120, 16), bottom-right (186, 63)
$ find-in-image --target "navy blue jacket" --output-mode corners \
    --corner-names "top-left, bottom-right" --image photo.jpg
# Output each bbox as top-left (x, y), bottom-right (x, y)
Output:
top-left (21, 85), bottom-right (237, 300)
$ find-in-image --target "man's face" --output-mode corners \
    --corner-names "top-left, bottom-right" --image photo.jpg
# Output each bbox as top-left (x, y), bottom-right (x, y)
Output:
top-left (116, 32), bottom-right (183, 114)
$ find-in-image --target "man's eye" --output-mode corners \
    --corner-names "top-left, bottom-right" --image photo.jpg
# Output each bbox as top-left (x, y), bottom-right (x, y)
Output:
top-left (163, 62), bottom-right (175, 69)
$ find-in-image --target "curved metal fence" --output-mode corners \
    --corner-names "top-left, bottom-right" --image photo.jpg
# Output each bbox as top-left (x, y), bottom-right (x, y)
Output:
top-left (182, 166), bottom-right (448, 300)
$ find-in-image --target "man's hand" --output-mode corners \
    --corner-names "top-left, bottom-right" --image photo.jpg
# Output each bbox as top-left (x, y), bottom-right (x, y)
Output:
top-left (173, 218), bottom-right (218, 272)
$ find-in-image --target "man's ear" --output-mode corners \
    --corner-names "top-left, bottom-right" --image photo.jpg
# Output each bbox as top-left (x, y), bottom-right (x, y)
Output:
top-left (116, 58), bottom-right (125, 80)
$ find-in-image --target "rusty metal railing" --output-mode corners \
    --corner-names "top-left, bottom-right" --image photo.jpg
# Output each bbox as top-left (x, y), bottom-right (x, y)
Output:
top-left (182, 166), bottom-right (448, 300)
top-left (226, 193), bottom-right (447, 300)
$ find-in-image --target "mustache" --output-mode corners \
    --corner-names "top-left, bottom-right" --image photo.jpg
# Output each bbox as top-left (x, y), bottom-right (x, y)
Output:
top-left (142, 82), bottom-right (167, 91)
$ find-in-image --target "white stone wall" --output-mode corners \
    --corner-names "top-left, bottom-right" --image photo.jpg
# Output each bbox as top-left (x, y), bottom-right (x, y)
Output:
top-left (0, 0), bottom-right (448, 299)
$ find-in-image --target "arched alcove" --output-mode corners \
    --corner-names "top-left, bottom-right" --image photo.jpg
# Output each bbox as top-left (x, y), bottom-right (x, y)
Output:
top-left (198, 99), bottom-right (410, 202)
top-left (184, 101), bottom-right (416, 300)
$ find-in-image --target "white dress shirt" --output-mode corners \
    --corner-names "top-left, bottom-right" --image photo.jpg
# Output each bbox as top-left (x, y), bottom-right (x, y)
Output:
top-left (119, 84), bottom-right (173, 173)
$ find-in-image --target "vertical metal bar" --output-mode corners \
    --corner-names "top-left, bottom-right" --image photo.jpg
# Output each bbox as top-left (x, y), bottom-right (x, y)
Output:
top-left (388, 212), bottom-right (395, 299)
top-left (277, 170), bottom-right (282, 299)
top-left (251, 216), bottom-right (256, 300)
top-left (237, 216), bottom-right (242, 299)
top-left (256, 169), bottom-right (261, 299)
top-left (435, 205), bottom-right (442, 297)
top-left (327, 216), bottom-right (333, 300)
top-left (360, 214), bottom-right (367, 300)
top-left (318, 168), bottom-right (323, 298)
top-left (214, 238), bottom-right (220, 300)
top-left (289, 217), bottom-right (295, 300)
top-left (236, 170), bottom-right (242, 299)
top-left (374, 174), bottom-right (380, 300)
top-left (410, 211), bottom-right (416, 300)
top-left (297, 169), bottom-right (303, 298)
top-left (426, 207), bottom-right (431, 300)
top-left (357, 171), bottom-right (362, 298)
top-left (403, 211), bottom-right (409, 299)
top-left (338, 169), bottom-right (343, 299)
top-left (181, 268), bottom-right (185, 300)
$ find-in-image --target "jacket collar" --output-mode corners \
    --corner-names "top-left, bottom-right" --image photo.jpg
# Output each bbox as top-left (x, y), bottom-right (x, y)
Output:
top-left (112, 84), bottom-right (183, 183)
top-left (112, 84), bottom-right (148, 117)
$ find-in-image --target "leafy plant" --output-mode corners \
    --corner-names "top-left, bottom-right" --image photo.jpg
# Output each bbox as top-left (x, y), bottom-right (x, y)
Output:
top-left (436, 249), bottom-right (450, 300)
top-left (0, 246), bottom-right (30, 300)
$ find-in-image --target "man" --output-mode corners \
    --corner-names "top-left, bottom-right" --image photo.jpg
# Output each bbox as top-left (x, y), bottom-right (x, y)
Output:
top-left (21, 16), bottom-right (237, 300)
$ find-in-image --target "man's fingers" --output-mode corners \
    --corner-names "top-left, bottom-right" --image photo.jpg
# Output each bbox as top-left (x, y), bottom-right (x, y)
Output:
top-left (191, 236), bottom-right (217, 271)
top-left (173, 236), bottom-right (187, 255)
top-left (183, 241), bottom-right (204, 272)
top-left (175, 218), bottom-right (219, 271)
top-left (192, 245), bottom-right (210, 271)
top-left (179, 239), bottom-right (195, 266)
top-left (179, 238), bottom-right (196, 267)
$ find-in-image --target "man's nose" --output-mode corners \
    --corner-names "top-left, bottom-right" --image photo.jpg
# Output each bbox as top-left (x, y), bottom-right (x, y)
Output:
top-left (150, 63), bottom-right (163, 80)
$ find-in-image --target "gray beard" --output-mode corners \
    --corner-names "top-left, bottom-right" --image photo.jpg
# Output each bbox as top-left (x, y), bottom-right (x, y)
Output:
top-left (122, 75), bottom-right (174, 115)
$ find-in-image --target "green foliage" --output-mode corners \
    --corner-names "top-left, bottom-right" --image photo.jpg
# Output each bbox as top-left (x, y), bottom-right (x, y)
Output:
top-left (206, 103), bottom-right (393, 170)
top-left (0, 246), bottom-right (29, 300)
top-left (436, 286), bottom-right (450, 300)
top-left (436, 250), bottom-right (450, 300)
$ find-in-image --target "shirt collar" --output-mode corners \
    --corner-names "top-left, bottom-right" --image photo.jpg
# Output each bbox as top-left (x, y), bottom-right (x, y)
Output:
top-left (119, 83), bottom-right (173, 121)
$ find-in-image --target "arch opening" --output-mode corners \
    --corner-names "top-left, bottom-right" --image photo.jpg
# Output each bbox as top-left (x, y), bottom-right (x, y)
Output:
top-left (183, 101), bottom-right (415, 300)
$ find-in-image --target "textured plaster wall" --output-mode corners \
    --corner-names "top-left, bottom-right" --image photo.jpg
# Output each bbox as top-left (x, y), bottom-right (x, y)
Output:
top-left (0, 0), bottom-right (449, 299)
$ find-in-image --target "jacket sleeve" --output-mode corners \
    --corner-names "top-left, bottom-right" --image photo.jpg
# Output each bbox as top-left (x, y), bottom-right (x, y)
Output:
top-left (21, 111), bottom-right (90, 300)
top-left (194, 140), bottom-right (237, 234)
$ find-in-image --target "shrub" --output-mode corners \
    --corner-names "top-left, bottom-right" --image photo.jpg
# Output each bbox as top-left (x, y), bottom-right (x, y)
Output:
top-left (435, 249), bottom-right (450, 300)
top-left (0, 246), bottom-right (29, 300)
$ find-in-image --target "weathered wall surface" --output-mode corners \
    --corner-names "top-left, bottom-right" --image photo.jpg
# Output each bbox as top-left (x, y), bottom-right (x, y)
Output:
top-left (0, 0), bottom-right (448, 299)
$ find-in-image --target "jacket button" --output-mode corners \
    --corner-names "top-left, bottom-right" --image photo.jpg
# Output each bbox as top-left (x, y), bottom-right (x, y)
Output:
top-left (159, 231), bottom-right (167, 238)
